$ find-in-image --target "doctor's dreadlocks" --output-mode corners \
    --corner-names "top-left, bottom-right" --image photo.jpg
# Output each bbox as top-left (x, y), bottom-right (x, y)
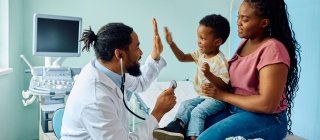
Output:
top-left (80, 23), bottom-right (133, 61)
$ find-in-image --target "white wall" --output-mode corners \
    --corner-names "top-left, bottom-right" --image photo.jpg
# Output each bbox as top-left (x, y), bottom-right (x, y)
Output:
top-left (22, 0), bottom-right (233, 82)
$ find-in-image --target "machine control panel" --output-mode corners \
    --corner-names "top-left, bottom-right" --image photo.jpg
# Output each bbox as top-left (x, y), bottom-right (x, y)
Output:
top-left (29, 67), bottom-right (80, 96)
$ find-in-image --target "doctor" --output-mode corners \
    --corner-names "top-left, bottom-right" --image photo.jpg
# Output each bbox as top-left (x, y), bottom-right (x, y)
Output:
top-left (61, 19), bottom-right (177, 140)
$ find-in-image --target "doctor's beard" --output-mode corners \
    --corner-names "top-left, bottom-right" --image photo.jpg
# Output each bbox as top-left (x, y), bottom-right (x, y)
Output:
top-left (127, 63), bottom-right (141, 76)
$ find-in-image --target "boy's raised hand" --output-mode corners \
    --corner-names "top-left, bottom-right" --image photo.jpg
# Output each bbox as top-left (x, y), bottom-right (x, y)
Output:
top-left (164, 27), bottom-right (174, 45)
top-left (151, 18), bottom-right (163, 60)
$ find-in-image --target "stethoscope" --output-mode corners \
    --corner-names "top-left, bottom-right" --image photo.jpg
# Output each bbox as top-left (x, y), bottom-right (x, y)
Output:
top-left (120, 58), bottom-right (177, 120)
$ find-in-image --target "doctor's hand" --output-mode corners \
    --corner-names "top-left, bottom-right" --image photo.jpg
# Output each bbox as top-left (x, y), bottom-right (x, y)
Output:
top-left (151, 18), bottom-right (163, 60)
top-left (151, 88), bottom-right (176, 123)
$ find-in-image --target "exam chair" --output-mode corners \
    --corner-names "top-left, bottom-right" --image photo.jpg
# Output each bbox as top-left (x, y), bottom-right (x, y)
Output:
top-left (52, 107), bottom-right (65, 139)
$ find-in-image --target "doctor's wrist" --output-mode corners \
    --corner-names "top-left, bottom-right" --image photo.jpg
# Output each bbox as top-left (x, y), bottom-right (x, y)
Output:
top-left (151, 110), bottom-right (164, 123)
top-left (151, 52), bottom-right (161, 61)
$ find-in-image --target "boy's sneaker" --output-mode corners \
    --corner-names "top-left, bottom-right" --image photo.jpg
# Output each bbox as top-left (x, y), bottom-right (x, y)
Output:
top-left (153, 119), bottom-right (185, 140)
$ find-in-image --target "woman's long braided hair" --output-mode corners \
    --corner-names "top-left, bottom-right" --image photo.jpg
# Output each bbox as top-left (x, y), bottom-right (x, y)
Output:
top-left (244, 0), bottom-right (301, 134)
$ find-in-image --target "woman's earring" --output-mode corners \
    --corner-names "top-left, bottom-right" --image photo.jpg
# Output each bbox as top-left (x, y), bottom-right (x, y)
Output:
top-left (268, 26), bottom-right (272, 37)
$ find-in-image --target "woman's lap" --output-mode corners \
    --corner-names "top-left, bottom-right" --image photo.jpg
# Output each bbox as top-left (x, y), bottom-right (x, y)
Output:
top-left (199, 106), bottom-right (287, 140)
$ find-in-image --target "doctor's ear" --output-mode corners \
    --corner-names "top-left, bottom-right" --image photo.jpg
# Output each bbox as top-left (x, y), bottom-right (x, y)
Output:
top-left (115, 49), bottom-right (123, 59)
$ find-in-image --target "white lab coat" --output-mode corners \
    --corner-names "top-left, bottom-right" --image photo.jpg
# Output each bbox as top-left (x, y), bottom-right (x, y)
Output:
top-left (61, 55), bottom-right (166, 140)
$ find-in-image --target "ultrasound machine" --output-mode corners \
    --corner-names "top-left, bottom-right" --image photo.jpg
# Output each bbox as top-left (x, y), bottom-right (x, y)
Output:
top-left (20, 13), bottom-right (82, 139)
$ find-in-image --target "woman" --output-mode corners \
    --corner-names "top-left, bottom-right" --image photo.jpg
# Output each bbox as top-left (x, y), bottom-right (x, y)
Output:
top-left (198, 0), bottom-right (301, 139)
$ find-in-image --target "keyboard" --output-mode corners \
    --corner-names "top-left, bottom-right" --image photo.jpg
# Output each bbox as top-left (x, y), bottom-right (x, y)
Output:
top-left (29, 67), bottom-right (77, 96)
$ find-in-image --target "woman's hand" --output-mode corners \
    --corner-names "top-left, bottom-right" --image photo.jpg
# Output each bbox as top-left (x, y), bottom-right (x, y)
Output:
top-left (151, 18), bottom-right (163, 60)
top-left (202, 83), bottom-right (222, 99)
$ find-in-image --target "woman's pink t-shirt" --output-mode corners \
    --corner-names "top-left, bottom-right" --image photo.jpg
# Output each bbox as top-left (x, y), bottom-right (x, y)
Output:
top-left (228, 38), bottom-right (290, 113)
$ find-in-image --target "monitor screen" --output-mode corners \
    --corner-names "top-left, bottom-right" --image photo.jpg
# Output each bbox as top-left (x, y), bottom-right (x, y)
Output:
top-left (33, 14), bottom-right (82, 57)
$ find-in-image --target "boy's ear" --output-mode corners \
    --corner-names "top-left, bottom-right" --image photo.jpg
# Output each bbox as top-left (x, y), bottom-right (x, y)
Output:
top-left (215, 38), bottom-right (223, 46)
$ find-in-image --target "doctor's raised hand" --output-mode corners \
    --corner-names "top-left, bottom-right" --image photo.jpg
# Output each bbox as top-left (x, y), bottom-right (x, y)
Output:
top-left (151, 18), bottom-right (163, 60)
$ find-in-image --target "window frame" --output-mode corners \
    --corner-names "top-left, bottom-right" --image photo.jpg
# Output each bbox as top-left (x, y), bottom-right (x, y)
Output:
top-left (0, 0), bottom-right (13, 76)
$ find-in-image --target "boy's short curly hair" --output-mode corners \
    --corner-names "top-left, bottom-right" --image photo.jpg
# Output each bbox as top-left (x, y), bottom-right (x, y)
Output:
top-left (199, 14), bottom-right (230, 44)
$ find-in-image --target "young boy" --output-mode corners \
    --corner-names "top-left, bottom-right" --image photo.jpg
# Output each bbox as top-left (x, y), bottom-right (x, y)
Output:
top-left (153, 14), bottom-right (230, 140)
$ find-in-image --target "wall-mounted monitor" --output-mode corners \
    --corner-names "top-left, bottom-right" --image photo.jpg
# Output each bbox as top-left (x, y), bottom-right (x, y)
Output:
top-left (33, 14), bottom-right (82, 57)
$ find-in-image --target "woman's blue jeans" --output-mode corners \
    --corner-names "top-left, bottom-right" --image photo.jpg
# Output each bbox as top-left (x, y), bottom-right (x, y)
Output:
top-left (197, 106), bottom-right (288, 140)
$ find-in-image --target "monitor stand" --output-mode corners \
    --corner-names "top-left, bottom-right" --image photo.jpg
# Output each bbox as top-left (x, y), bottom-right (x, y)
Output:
top-left (45, 57), bottom-right (66, 67)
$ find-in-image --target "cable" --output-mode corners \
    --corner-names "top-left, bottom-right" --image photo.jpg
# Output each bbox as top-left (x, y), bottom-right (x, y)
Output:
top-left (121, 74), bottom-right (146, 120)
top-left (119, 58), bottom-right (178, 120)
